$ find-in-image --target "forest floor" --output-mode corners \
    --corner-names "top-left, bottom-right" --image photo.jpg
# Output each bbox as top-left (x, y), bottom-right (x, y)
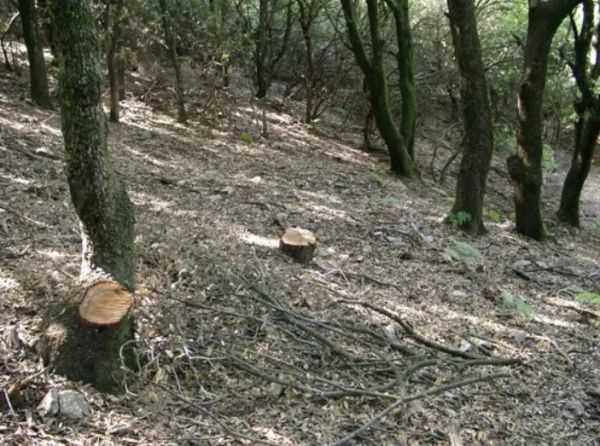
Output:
top-left (1, 57), bottom-right (600, 446)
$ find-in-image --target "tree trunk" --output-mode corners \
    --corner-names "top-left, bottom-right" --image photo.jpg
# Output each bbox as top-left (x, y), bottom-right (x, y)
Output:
top-left (39, 0), bottom-right (136, 393)
top-left (557, 0), bottom-right (599, 226)
top-left (106, 0), bottom-right (124, 123)
top-left (507, 0), bottom-right (581, 240)
top-left (17, 0), bottom-right (52, 108)
top-left (117, 46), bottom-right (126, 100)
top-left (447, 0), bottom-right (493, 235)
top-left (385, 0), bottom-right (416, 159)
top-left (340, 0), bottom-right (419, 178)
top-left (255, 0), bottom-right (270, 98)
top-left (159, 0), bottom-right (187, 123)
top-left (558, 111), bottom-right (600, 226)
top-left (297, 0), bottom-right (317, 123)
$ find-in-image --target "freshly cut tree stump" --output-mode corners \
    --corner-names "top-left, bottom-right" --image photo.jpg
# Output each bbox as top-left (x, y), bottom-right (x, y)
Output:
top-left (280, 227), bottom-right (316, 264)
top-left (78, 281), bottom-right (133, 326)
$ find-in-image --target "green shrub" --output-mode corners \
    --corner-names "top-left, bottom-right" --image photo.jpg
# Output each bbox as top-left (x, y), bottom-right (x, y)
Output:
top-left (240, 132), bottom-right (254, 144)
top-left (448, 211), bottom-right (472, 228)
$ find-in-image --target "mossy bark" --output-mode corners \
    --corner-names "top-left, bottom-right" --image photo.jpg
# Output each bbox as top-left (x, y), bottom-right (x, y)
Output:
top-left (17, 0), bottom-right (52, 108)
top-left (447, 0), bottom-right (493, 235)
top-left (40, 0), bottom-right (136, 393)
top-left (507, 0), bottom-right (581, 240)
top-left (340, 0), bottom-right (419, 179)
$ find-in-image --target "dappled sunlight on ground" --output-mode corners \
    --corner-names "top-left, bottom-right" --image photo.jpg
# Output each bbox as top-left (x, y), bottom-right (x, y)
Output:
top-left (1, 59), bottom-right (599, 445)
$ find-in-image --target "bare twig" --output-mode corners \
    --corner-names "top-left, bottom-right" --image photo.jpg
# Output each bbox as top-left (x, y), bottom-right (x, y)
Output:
top-left (340, 300), bottom-right (521, 365)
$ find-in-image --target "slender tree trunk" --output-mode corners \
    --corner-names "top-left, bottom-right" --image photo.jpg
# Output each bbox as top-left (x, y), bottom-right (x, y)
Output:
top-left (159, 0), bottom-right (187, 123)
top-left (507, 0), bottom-right (581, 240)
top-left (447, 0), bottom-right (493, 235)
top-left (117, 47), bottom-right (126, 100)
top-left (39, 0), bottom-right (136, 393)
top-left (297, 0), bottom-right (317, 123)
top-left (385, 0), bottom-right (416, 159)
top-left (106, 0), bottom-right (124, 123)
top-left (558, 115), bottom-right (600, 225)
top-left (340, 0), bottom-right (419, 178)
top-left (256, 0), bottom-right (270, 98)
top-left (17, 0), bottom-right (52, 108)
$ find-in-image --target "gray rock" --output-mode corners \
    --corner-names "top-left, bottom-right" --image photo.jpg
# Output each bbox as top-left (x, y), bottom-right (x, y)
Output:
top-left (38, 389), bottom-right (91, 420)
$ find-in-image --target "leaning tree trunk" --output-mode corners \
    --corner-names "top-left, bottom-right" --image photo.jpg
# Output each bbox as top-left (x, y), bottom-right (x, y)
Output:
top-left (38, 0), bottom-right (136, 393)
top-left (159, 0), bottom-right (187, 123)
top-left (507, 0), bottom-right (581, 240)
top-left (17, 0), bottom-right (52, 108)
top-left (557, 109), bottom-right (600, 226)
top-left (447, 0), bottom-right (493, 235)
top-left (557, 0), bottom-right (599, 226)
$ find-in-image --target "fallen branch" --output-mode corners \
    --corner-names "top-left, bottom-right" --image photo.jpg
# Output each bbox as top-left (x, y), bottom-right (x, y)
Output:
top-left (340, 299), bottom-right (520, 365)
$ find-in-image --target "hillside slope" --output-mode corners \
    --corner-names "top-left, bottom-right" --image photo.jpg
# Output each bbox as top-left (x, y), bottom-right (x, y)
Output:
top-left (1, 64), bottom-right (599, 445)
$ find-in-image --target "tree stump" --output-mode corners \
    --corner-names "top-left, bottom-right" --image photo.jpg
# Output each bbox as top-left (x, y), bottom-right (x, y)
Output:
top-left (37, 276), bottom-right (135, 393)
top-left (78, 281), bottom-right (133, 326)
top-left (280, 227), bottom-right (316, 264)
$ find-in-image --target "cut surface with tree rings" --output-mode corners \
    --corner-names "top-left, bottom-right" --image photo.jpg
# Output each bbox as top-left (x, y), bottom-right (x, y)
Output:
top-left (78, 281), bottom-right (133, 326)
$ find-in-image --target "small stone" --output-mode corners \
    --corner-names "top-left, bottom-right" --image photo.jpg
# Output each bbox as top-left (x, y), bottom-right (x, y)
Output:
top-left (564, 399), bottom-right (586, 417)
top-left (451, 290), bottom-right (468, 299)
top-left (509, 330), bottom-right (528, 344)
top-left (38, 389), bottom-right (91, 420)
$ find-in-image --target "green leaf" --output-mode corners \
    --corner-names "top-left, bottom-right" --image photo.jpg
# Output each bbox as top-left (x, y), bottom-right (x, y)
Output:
top-left (482, 208), bottom-right (502, 223)
top-left (575, 290), bottom-right (600, 307)
top-left (448, 211), bottom-right (472, 228)
top-left (240, 132), bottom-right (254, 144)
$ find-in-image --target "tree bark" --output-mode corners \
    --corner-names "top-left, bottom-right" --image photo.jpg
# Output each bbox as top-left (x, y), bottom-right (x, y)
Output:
top-left (297, 0), bottom-right (318, 123)
top-left (256, 0), bottom-right (271, 98)
top-left (17, 0), bottom-right (52, 108)
top-left (39, 0), bottom-right (136, 393)
top-left (507, 0), bottom-right (581, 240)
top-left (385, 0), bottom-right (416, 159)
top-left (340, 0), bottom-right (419, 178)
top-left (255, 0), bottom-right (293, 98)
top-left (447, 0), bottom-right (493, 235)
top-left (557, 0), bottom-right (600, 226)
top-left (159, 0), bottom-right (187, 123)
top-left (558, 114), bottom-right (600, 225)
top-left (106, 0), bottom-right (124, 123)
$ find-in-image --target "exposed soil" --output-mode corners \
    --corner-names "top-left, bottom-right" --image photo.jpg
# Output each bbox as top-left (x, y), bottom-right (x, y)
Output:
top-left (1, 57), bottom-right (599, 445)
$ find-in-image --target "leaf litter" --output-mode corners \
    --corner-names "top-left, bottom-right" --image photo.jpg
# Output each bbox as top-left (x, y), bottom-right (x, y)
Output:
top-left (0, 61), bottom-right (599, 445)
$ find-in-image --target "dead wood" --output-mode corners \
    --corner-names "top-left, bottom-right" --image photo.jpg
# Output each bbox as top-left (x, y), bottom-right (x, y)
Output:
top-left (280, 227), bottom-right (316, 263)
top-left (340, 299), bottom-right (521, 365)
